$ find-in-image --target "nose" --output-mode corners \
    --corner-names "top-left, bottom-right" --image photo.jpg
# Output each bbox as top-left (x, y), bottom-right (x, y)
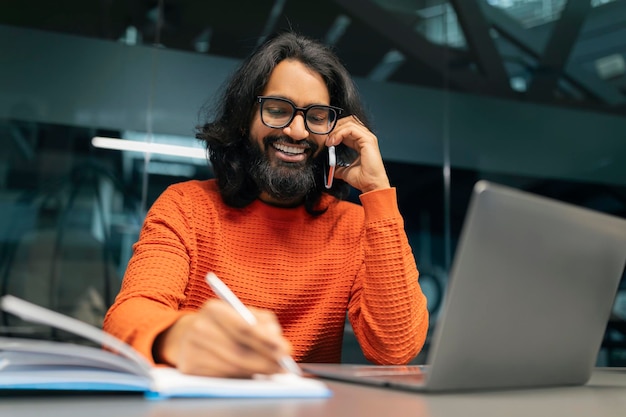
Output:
top-left (282, 112), bottom-right (309, 140)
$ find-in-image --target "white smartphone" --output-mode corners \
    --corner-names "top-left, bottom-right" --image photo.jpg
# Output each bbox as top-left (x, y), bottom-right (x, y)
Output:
top-left (324, 145), bottom-right (336, 189)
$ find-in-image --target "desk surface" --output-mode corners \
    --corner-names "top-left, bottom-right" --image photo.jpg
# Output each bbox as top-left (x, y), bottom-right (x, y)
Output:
top-left (2, 368), bottom-right (626, 417)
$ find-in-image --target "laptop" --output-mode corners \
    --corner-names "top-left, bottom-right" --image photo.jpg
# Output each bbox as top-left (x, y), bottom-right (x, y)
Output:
top-left (303, 180), bottom-right (626, 392)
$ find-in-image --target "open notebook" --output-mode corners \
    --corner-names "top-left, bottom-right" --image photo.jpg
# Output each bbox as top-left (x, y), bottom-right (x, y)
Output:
top-left (0, 295), bottom-right (331, 399)
top-left (304, 180), bottom-right (626, 392)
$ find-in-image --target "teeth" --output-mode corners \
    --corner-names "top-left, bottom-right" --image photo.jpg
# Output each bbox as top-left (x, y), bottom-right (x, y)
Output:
top-left (273, 143), bottom-right (305, 154)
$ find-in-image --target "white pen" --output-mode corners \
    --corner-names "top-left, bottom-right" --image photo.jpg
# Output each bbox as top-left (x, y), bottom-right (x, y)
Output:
top-left (205, 272), bottom-right (302, 376)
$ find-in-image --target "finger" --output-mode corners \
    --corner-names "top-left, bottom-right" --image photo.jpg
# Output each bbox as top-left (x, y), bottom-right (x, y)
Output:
top-left (333, 163), bottom-right (355, 181)
top-left (226, 316), bottom-right (292, 362)
top-left (177, 308), bottom-right (286, 377)
top-left (328, 121), bottom-right (376, 150)
top-left (178, 341), bottom-right (283, 378)
top-left (179, 326), bottom-right (284, 377)
top-left (203, 301), bottom-right (290, 355)
top-left (200, 301), bottom-right (293, 372)
top-left (352, 115), bottom-right (365, 126)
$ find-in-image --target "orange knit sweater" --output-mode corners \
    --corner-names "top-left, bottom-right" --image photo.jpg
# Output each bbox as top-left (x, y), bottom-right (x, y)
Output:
top-left (103, 179), bottom-right (428, 365)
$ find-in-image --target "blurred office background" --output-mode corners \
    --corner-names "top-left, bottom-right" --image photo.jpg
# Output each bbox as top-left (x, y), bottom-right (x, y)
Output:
top-left (0, 0), bottom-right (625, 365)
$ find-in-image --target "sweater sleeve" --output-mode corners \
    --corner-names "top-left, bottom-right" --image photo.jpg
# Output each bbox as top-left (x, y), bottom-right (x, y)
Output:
top-left (102, 186), bottom-right (195, 363)
top-left (348, 187), bottom-right (429, 365)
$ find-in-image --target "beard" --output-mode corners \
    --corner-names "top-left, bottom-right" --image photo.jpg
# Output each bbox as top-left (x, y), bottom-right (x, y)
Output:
top-left (246, 135), bottom-right (321, 202)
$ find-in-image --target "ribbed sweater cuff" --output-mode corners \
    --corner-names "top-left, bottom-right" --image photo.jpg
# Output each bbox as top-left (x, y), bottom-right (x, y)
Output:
top-left (133, 310), bottom-right (191, 364)
top-left (359, 187), bottom-right (400, 223)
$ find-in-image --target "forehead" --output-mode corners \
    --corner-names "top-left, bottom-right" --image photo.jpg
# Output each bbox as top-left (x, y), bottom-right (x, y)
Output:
top-left (262, 59), bottom-right (330, 105)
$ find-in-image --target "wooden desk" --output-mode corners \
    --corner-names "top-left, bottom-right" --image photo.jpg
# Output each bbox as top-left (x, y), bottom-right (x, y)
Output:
top-left (2, 368), bottom-right (626, 417)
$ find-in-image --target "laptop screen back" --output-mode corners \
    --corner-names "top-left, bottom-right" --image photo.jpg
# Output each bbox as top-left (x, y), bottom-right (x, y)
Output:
top-left (424, 181), bottom-right (626, 391)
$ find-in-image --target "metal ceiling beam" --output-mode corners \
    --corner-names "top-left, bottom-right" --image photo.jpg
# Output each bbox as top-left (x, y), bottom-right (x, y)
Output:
top-left (568, 1), bottom-right (626, 66)
top-left (332, 0), bottom-right (486, 92)
top-left (575, 0), bottom-right (626, 35)
top-left (481, 2), bottom-right (625, 106)
top-left (449, 0), bottom-right (512, 96)
top-left (526, 0), bottom-right (591, 100)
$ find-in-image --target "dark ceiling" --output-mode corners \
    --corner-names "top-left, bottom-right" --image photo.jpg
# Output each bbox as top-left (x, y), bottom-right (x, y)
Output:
top-left (1, 0), bottom-right (625, 116)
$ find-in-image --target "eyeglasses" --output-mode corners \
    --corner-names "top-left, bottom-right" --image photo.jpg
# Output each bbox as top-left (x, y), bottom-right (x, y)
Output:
top-left (257, 96), bottom-right (343, 135)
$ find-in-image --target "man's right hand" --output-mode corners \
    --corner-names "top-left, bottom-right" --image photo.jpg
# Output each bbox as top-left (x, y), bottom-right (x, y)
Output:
top-left (153, 299), bottom-right (293, 378)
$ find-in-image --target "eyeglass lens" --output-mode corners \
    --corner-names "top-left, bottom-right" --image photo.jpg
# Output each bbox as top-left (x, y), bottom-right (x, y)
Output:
top-left (260, 98), bottom-right (337, 134)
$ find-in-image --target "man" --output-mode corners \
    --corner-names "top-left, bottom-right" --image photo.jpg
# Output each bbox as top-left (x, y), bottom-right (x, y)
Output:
top-left (103, 31), bottom-right (429, 378)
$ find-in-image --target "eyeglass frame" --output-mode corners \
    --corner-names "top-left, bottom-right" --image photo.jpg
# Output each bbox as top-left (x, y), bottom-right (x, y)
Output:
top-left (256, 96), bottom-right (344, 135)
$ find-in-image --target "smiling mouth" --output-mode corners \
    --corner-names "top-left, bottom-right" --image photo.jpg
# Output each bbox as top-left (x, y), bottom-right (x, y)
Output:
top-left (270, 142), bottom-right (311, 164)
top-left (272, 142), bottom-right (307, 155)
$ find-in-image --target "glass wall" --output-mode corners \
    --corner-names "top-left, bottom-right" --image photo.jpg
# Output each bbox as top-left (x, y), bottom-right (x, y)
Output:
top-left (1, 0), bottom-right (625, 363)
